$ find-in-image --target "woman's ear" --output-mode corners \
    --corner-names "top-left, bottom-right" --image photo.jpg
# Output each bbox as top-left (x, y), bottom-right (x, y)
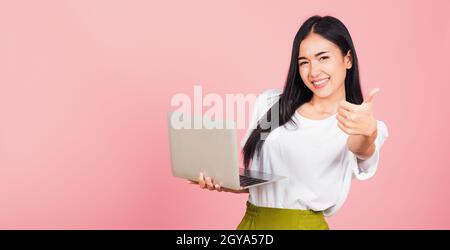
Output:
top-left (344, 50), bottom-right (352, 69)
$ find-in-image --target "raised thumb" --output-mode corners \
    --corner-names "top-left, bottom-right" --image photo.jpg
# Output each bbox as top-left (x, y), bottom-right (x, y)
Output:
top-left (365, 88), bottom-right (380, 103)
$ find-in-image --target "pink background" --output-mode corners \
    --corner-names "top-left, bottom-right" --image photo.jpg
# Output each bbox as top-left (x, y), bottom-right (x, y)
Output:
top-left (1, 0), bottom-right (449, 229)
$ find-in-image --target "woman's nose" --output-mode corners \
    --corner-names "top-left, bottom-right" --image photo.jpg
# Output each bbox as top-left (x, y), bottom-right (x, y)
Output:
top-left (309, 61), bottom-right (322, 78)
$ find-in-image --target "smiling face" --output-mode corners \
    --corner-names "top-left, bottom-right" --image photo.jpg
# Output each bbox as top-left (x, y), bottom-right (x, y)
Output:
top-left (298, 33), bottom-right (352, 99)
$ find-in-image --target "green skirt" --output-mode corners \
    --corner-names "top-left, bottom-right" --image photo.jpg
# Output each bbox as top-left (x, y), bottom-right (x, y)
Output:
top-left (237, 201), bottom-right (329, 230)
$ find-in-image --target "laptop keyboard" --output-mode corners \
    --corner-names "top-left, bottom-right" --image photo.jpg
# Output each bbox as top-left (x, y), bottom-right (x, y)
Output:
top-left (239, 175), bottom-right (268, 187)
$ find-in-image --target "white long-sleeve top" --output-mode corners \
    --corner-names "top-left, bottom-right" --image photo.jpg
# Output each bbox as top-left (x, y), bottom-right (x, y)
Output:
top-left (241, 89), bottom-right (389, 217)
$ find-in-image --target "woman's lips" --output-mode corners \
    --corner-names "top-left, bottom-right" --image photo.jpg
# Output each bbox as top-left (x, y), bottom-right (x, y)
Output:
top-left (312, 78), bottom-right (329, 89)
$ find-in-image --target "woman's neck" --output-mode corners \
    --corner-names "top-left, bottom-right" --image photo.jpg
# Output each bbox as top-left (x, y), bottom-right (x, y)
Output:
top-left (309, 85), bottom-right (346, 115)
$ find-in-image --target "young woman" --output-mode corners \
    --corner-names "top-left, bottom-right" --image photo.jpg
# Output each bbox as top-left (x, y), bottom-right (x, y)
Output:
top-left (192, 15), bottom-right (389, 230)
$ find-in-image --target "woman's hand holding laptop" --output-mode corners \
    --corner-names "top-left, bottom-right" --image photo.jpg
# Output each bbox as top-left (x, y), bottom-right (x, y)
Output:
top-left (188, 172), bottom-right (249, 193)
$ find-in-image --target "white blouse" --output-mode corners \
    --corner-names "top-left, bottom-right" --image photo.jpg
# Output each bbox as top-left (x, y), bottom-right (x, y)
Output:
top-left (240, 89), bottom-right (389, 217)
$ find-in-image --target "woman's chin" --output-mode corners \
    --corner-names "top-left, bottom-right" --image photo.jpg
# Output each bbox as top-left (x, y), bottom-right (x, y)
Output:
top-left (312, 89), bottom-right (332, 98)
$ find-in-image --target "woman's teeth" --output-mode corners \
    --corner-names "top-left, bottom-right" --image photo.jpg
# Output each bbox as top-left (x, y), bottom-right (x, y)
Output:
top-left (313, 78), bottom-right (329, 85)
top-left (312, 78), bottom-right (329, 89)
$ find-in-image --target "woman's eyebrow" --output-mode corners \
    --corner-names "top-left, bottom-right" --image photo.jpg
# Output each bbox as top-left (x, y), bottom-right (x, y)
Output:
top-left (298, 51), bottom-right (330, 60)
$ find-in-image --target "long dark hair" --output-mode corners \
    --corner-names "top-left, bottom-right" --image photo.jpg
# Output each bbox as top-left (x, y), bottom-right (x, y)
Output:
top-left (242, 15), bottom-right (364, 169)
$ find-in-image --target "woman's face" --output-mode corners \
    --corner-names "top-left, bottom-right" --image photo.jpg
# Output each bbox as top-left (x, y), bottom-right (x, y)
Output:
top-left (298, 33), bottom-right (352, 99)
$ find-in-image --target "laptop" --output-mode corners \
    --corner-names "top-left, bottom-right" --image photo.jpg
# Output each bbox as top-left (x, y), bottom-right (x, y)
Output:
top-left (167, 111), bottom-right (285, 190)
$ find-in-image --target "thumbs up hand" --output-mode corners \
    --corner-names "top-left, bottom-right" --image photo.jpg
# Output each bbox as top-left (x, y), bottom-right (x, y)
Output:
top-left (336, 88), bottom-right (379, 137)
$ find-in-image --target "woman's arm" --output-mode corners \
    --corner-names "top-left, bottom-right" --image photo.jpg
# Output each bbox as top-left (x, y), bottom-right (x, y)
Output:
top-left (347, 129), bottom-right (377, 160)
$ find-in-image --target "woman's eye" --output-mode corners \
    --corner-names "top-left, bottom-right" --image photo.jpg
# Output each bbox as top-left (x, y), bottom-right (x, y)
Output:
top-left (299, 61), bottom-right (308, 66)
top-left (319, 56), bottom-right (329, 61)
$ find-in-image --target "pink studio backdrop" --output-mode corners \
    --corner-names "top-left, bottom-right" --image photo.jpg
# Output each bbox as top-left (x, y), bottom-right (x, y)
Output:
top-left (1, 0), bottom-right (449, 229)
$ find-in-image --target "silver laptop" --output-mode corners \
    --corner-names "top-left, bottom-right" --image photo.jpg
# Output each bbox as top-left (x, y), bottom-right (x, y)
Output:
top-left (167, 111), bottom-right (285, 190)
